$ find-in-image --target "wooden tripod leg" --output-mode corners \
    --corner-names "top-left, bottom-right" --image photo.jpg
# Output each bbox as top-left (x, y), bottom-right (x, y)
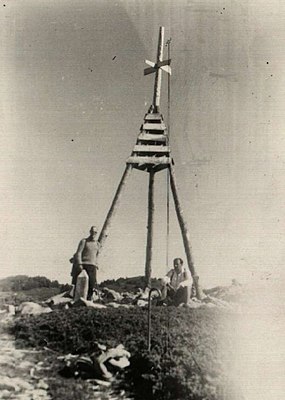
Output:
top-left (145, 169), bottom-right (155, 288)
top-left (168, 163), bottom-right (203, 300)
top-left (97, 164), bottom-right (133, 257)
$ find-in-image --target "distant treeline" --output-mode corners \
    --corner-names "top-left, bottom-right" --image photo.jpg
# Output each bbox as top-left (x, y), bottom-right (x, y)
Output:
top-left (0, 274), bottom-right (161, 294)
top-left (0, 275), bottom-right (70, 292)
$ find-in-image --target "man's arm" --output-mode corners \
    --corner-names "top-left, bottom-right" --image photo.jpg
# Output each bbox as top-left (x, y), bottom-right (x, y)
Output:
top-left (74, 239), bottom-right (86, 266)
top-left (178, 268), bottom-right (192, 288)
top-left (159, 269), bottom-right (174, 288)
top-left (96, 240), bottom-right (102, 257)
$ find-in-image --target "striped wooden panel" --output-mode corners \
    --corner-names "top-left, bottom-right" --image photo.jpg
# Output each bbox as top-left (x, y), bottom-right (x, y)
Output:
top-left (133, 145), bottom-right (170, 153)
top-left (144, 113), bottom-right (162, 121)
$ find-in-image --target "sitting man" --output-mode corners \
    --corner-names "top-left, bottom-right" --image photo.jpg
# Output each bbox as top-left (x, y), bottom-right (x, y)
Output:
top-left (160, 258), bottom-right (191, 306)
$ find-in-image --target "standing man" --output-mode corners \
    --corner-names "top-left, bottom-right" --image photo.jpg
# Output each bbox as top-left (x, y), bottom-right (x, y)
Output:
top-left (74, 226), bottom-right (101, 300)
top-left (160, 258), bottom-right (192, 306)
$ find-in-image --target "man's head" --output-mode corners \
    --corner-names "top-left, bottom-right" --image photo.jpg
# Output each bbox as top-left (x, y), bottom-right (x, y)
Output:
top-left (173, 258), bottom-right (183, 273)
top-left (89, 226), bottom-right (98, 237)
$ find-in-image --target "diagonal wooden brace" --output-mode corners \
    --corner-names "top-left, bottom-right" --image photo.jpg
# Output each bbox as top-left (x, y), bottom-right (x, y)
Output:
top-left (97, 164), bottom-right (133, 260)
top-left (168, 163), bottom-right (203, 300)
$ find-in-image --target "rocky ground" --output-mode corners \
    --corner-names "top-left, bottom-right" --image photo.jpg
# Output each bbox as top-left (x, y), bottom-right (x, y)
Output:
top-left (1, 276), bottom-right (284, 400)
top-left (0, 281), bottom-right (243, 400)
top-left (0, 313), bottom-right (133, 400)
top-left (0, 312), bottom-right (50, 400)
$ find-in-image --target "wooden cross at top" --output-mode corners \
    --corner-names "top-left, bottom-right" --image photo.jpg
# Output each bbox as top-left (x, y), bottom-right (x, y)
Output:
top-left (144, 26), bottom-right (171, 112)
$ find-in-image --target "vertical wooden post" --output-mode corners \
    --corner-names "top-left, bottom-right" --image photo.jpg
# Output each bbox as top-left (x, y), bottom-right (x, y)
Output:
top-left (169, 164), bottom-right (203, 300)
top-left (145, 169), bottom-right (155, 288)
top-left (97, 164), bottom-right (133, 256)
top-left (153, 26), bottom-right (164, 110)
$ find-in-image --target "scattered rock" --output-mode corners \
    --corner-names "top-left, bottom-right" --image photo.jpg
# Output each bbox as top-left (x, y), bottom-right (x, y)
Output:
top-left (185, 299), bottom-right (204, 309)
top-left (135, 299), bottom-right (148, 307)
top-left (17, 302), bottom-right (52, 315)
top-left (108, 355), bottom-right (130, 369)
top-left (0, 376), bottom-right (33, 391)
top-left (93, 379), bottom-right (111, 387)
top-left (0, 354), bottom-right (15, 367)
top-left (2, 304), bottom-right (16, 315)
top-left (45, 292), bottom-right (73, 307)
top-left (135, 287), bottom-right (150, 300)
top-left (59, 344), bottom-right (131, 381)
top-left (30, 389), bottom-right (50, 399)
top-left (18, 360), bottom-right (33, 370)
top-left (101, 288), bottom-right (122, 302)
top-left (107, 302), bottom-right (133, 309)
top-left (90, 291), bottom-right (101, 302)
top-left (120, 292), bottom-right (136, 304)
top-left (93, 343), bottom-right (131, 379)
top-left (119, 304), bottom-right (133, 309)
top-left (72, 298), bottom-right (107, 309)
top-left (36, 380), bottom-right (49, 390)
top-left (107, 302), bottom-right (120, 308)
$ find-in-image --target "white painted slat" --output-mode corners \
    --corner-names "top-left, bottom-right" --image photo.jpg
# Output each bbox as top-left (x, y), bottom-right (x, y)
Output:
top-left (126, 156), bottom-right (171, 165)
top-left (138, 133), bottom-right (167, 142)
top-left (143, 123), bottom-right (166, 131)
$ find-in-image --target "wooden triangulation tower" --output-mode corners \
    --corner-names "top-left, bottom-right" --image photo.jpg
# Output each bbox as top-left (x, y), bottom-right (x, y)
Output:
top-left (98, 26), bottom-right (203, 299)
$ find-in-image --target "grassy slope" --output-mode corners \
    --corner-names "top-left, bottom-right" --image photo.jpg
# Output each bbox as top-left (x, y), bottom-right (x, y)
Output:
top-left (1, 275), bottom-right (241, 399)
top-left (12, 306), bottom-right (239, 400)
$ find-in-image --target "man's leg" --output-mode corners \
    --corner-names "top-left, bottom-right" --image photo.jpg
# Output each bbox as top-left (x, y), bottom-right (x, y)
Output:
top-left (159, 284), bottom-right (175, 305)
top-left (84, 265), bottom-right (97, 300)
top-left (161, 284), bottom-right (168, 300)
top-left (71, 265), bottom-right (82, 285)
top-left (173, 286), bottom-right (190, 306)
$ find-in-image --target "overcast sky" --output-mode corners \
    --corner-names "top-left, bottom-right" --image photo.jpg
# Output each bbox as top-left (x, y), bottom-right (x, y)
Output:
top-left (0, 0), bottom-right (284, 287)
